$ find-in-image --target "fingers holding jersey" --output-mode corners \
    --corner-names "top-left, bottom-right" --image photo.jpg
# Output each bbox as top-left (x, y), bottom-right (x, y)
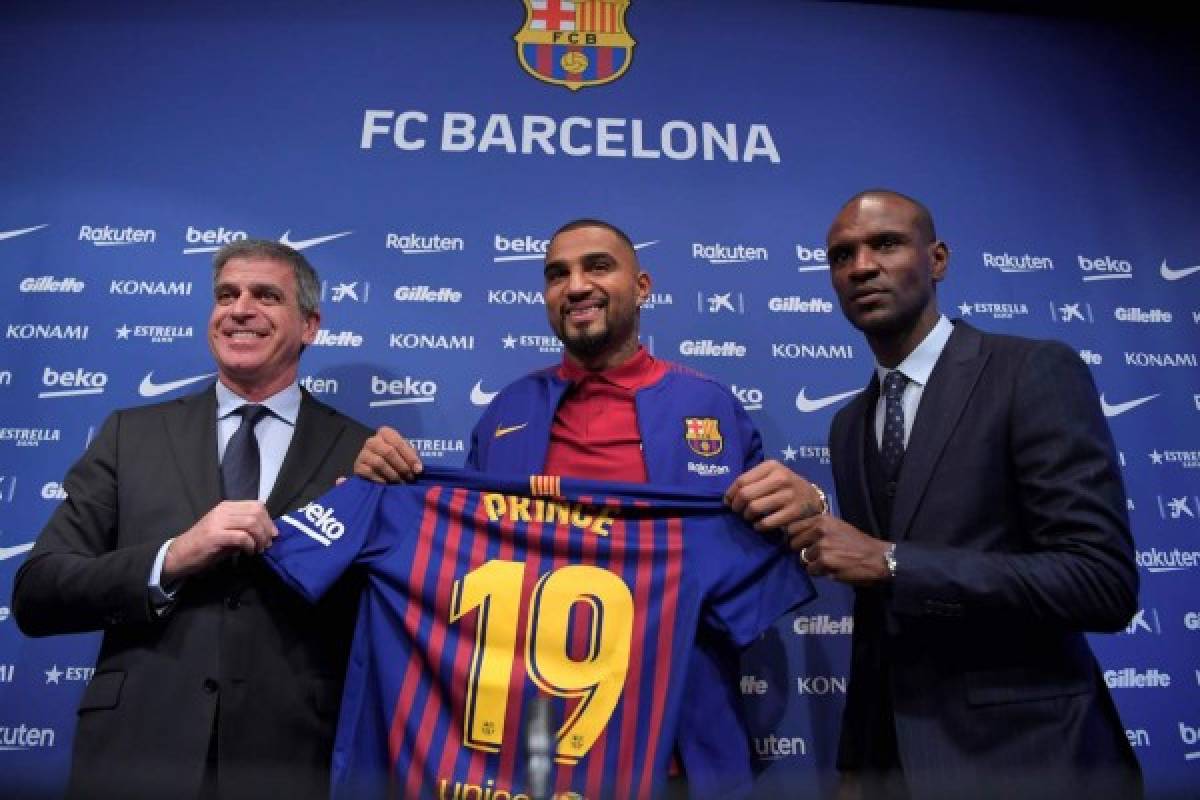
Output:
top-left (724, 460), bottom-right (827, 531)
top-left (353, 426), bottom-right (423, 483)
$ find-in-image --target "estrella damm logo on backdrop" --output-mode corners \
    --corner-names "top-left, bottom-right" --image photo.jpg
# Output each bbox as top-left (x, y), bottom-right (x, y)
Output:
top-left (514, 0), bottom-right (635, 91)
top-left (684, 417), bottom-right (723, 457)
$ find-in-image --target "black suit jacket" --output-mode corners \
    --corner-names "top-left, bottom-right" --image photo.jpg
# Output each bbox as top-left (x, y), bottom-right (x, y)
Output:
top-left (13, 386), bottom-right (372, 800)
top-left (829, 321), bottom-right (1141, 800)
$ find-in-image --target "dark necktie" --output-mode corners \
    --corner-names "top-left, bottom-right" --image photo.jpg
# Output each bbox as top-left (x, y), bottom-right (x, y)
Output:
top-left (880, 370), bottom-right (909, 480)
top-left (221, 404), bottom-right (269, 501)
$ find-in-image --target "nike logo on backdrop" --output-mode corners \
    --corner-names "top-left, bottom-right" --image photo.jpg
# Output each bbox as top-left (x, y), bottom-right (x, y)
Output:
top-left (1099, 392), bottom-right (1159, 418)
top-left (278, 230), bottom-right (353, 250)
top-left (0, 224), bottom-right (48, 242)
top-left (0, 541), bottom-right (34, 562)
top-left (470, 380), bottom-right (498, 406)
top-left (1160, 260), bottom-right (1200, 281)
top-left (795, 388), bottom-right (860, 413)
top-left (494, 423), bottom-right (528, 438)
top-left (139, 371), bottom-right (216, 398)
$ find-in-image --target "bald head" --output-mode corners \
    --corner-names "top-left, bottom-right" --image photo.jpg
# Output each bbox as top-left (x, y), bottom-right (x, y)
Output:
top-left (832, 189), bottom-right (937, 245)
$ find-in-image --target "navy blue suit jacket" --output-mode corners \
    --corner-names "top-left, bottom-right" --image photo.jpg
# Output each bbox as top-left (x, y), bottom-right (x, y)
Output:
top-left (830, 321), bottom-right (1141, 799)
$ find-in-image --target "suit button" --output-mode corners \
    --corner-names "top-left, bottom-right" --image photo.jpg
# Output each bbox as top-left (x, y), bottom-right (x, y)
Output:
top-left (203, 679), bottom-right (218, 694)
top-left (226, 594), bottom-right (241, 610)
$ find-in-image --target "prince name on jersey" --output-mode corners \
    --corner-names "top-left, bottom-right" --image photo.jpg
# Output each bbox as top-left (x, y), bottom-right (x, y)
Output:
top-left (265, 468), bottom-right (815, 800)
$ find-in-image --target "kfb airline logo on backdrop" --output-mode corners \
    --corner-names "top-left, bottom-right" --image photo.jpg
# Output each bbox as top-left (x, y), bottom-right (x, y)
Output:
top-left (515, 0), bottom-right (636, 91)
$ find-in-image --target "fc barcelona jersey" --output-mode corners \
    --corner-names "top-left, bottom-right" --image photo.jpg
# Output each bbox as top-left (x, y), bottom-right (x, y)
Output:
top-left (265, 468), bottom-right (814, 799)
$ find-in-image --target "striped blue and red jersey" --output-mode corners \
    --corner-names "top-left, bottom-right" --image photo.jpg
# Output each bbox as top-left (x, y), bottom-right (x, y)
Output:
top-left (266, 468), bottom-right (814, 799)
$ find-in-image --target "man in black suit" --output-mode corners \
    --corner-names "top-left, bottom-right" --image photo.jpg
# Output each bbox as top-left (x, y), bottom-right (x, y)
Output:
top-left (786, 190), bottom-right (1142, 799)
top-left (14, 240), bottom-right (372, 799)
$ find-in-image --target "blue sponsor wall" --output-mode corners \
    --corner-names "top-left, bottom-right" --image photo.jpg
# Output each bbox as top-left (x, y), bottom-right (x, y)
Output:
top-left (1, 1), bottom-right (1198, 797)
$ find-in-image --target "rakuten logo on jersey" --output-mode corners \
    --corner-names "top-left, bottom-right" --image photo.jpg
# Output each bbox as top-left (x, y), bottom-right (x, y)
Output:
top-left (493, 234), bottom-right (549, 262)
top-left (369, 375), bottom-right (437, 407)
top-left (38, 367), bottom-right (107, 399)
top-left (1079, 255), bottom-right (1133, 282)
top-left (282, 502), bottom-right (346, 547)
top-left (312, 330), bottom-right (364, 348)
top-left (183, 225), bottom-right (248, 254)
top-left (19, 276), bottom-right (85, 293)
top-left (385, 233), bottom-right (464, 254)
top-left (79, 225), bottom-right (156, 246)
top-left (396, 286), bottom-right (462, 303)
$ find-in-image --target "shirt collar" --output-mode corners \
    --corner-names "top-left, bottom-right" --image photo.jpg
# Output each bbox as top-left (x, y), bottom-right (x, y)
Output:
top-left (215, 379), bottom-right (302, 426)
top-left (874, 314), bottom-right (953, 388)
top-left (559, 346), bottom-right (657, 391)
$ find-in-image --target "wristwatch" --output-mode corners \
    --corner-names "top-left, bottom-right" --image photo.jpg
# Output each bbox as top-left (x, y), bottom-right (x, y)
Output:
top-left (883, 543), bottom-right (898, 579)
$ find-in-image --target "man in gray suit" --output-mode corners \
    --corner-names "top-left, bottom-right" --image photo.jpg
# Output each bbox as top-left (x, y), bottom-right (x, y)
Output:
top-left (14, 240), bottom-right (372, 799)
top-left (787, 190), bottom-right (1141, 800)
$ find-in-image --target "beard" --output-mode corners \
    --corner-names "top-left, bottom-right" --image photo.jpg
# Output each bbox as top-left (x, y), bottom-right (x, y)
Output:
top-left (560, 324), bottom-right (613, 361)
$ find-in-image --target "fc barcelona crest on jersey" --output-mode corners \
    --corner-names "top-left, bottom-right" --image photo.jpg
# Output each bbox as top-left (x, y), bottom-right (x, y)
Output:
top-left (514, 0), bottom-right (636, 91)
top-left (684, 417), bottom-right (723, 457)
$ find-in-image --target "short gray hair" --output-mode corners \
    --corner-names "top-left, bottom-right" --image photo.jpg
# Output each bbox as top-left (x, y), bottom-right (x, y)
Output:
top-left (212, 239), bottom-right (320, 316)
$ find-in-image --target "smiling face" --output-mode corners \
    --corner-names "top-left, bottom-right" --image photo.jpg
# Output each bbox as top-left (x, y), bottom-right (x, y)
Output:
top-left (826, 192), bottom-right (948, 365)
top-left (543, 225), bottom-right (650, 370)
top-left (208, 256), bottom-right (319, 400)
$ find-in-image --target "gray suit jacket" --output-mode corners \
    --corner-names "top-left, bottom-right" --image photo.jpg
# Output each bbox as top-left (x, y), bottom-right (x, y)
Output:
top-left (13, 386), bottom-right (371, 800)
top-left (830, 321), bottom-right (1141, 800)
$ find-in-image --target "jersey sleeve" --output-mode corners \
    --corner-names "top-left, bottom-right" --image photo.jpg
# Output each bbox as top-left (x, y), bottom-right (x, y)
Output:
top-left (700, 515), bottom-right (816, 648)
top-left (265, 477), bottom-right (387, 603)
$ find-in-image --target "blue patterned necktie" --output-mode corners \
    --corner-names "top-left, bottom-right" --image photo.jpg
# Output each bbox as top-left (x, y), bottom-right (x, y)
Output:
top-left (221, 404), bottom-right (269, 501)
top-left (880, 370), bottom-right (909, 480)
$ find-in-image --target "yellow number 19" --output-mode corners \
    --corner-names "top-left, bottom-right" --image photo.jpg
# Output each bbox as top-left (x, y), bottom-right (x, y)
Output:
top-left (449, 560), bottom-right (634, 764)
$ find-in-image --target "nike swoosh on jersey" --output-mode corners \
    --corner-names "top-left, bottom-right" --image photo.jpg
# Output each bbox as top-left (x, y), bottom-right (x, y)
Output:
top-left (278, 230), bottom-right (353, 250)
top-left (1160, 260), bottom-right (1200, 281)
top-left (139, 371), bottom-right (216, 398)
top-left (494, 423), bottom-right (528, 438)
top-left (1099, 392), bottom-right (1159, 418)
top-left (0, 224), bottom-right (48, 242)
top-left (0, 541), bottom-right (34, 562)
top-left (471, 380), bottom-right (498, 406)
top-left (795, 388), bottom-right (860, 413)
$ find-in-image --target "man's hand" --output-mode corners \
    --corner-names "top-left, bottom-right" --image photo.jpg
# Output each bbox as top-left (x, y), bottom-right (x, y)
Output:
top-left (787, 514), bottom-right (891, 586)
top-left (162, 501), bottom-right (277, 582)
top-left (724, 460), bottom-right (827, 531)
top-left (353, 426), bottom-right (423, 483)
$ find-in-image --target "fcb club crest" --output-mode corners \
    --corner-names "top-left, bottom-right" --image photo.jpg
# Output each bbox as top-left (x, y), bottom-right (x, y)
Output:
top-left (514, 0), bottom-right (636, 91)
top-left (684, 417), bottom-right (723, 458)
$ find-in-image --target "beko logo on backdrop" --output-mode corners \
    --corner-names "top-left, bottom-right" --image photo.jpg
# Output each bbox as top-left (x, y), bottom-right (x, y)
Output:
top-left (389, 333), bottom-right (475, 351)
top-left (982, 252), bottom-right (1053, 272)
top-left (7, 324), bottom-right (89, 341)
top-left (369, 376), bottom-right (437, 407)
top-left (361, 110), bottom-right (782, 164)
top-left (1115, 307), bottom-right (1172, 323)
top-left (795, 245), bottom-right (829, 272)
top-left (385, 233), bottom-right (464, 253)
top-left (679, 340), bottom-right (747, 358)
top-left (183, 226), bottom-right (247, 253)
top-left (39, 368), bottom-right (107, 398)
top-left (1104, 668), bottom-right (1171, 689)
top-left (20, 276), bottom-right (85, 293)
top-left (79, 226), bottom-right (156, 246)
top-left (732, 385), bottom-right (763, 411)
top-left (692, 243), bottom-right (768, 264)
top-left (771, 343), bottom-right (855, 360)
top-left (494, 235), bottom-right (548, 261)
top-left (312, 330), bottom-right (364, 348)
top-left (1078, 255), bottom-right (1133, 281)
top-left (957, 302), bottom-right (1028, 320)
top-left (109, 280), bottom-right (193, 297)
top-left (397, 286), bottom-right (462, 303)
top-left (769, 297), bottom-right (833, 313)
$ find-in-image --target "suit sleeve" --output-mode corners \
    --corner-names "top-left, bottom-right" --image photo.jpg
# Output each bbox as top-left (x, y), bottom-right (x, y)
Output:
top-left (889, 341), bottom-right (1138, 631)
top-left (13, 411), bottom-right (163, 635)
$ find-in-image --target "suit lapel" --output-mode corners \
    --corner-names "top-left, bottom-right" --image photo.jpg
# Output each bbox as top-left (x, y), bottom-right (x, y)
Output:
top-left (266, 391), bottom-right (346, 516)
top-left (163, 386), bottom-right (222, 520)
top-left (843, 377), bottom-right (882, 537)
top-left (890, 322), bottom-right (988, 542)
